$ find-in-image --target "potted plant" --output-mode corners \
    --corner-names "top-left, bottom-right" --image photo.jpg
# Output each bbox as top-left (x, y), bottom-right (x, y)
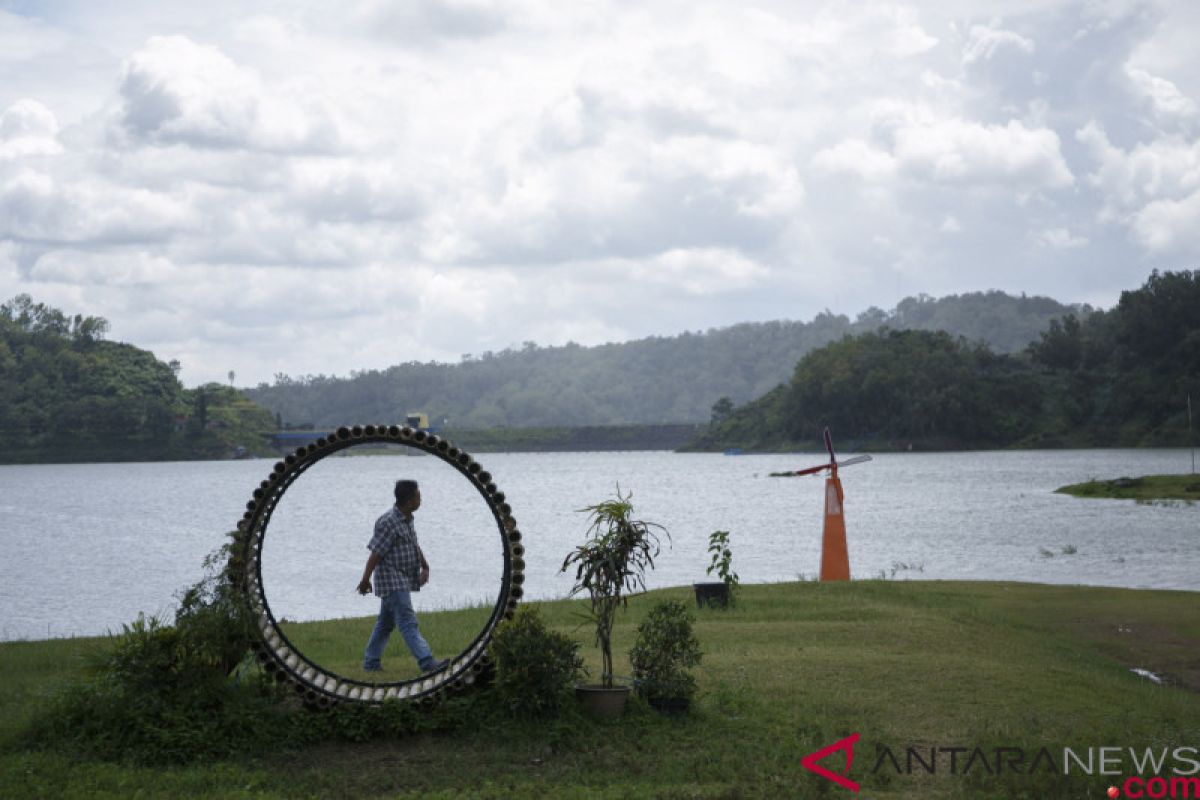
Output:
top-left (561, 488), bottom-right (667, 717)
top-left (693, 530), bottom-right (739, 609)
top-left (629, 599), bottom-right (702, 714)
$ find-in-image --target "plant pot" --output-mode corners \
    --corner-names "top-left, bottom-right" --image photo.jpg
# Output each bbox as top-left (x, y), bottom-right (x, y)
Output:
top-left (693, 582), bottom-right (729, 609)
top-left (647, 695), bottom-right (691, 715)
top-left (575, 684), bottom-right (630, 717)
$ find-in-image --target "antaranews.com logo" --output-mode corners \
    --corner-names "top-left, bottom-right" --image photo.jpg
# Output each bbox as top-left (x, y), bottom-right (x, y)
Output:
top-left (801, 734), bottom-right (1200, 796)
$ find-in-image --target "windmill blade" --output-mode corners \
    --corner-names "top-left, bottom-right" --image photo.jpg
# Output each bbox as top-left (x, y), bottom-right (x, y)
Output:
top-left (823, 427), bottom-right (836, 462)
top-left (836, 454), bottom-right (872, 469)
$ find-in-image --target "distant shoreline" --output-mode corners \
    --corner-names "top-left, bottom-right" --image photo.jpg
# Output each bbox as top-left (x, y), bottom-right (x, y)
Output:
top-left (4, 427), bottom-right (1197, 463)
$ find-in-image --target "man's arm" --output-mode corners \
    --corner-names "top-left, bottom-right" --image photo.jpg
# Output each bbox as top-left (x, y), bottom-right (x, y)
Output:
top-left (357, 551), bottom-right (381, 594)
top-left (418, 547), bottom-right (429, 587)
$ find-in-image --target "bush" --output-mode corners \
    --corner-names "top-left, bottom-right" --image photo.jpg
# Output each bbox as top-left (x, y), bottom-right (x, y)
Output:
top-left (488, 606), bottom-right (584, 717)
top-left (26, 614), bottom-right (290, 764)
top-left (23, 542), bottom-right (281, 764)
top-left (629, 600), bottom-right (702, 703)
top-left (174, 541), bottom-right (253, 674)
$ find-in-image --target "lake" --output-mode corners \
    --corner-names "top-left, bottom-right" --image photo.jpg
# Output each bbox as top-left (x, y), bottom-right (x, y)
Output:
top-left (0, 448), bottom-right (1196, 641)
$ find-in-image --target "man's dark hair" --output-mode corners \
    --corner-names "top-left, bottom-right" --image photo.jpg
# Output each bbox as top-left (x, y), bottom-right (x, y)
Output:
top-left (394, 479), bottom-right (419, 506)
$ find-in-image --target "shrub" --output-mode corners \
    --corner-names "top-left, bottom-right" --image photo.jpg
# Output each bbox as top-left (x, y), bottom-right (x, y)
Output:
top-left (174, 541), bottom-right (253, 673)
top-left (629, 600), bottom-right (702, 703)
top-left (488, 605), bottom-right (584, 717)
top-left (23, 541), bottom-right (280, 764)
top-left (26, 613), bottom-right (290, 764)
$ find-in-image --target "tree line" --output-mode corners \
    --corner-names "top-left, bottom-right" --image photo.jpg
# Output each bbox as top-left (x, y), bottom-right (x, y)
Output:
top-left (0, 295), bottom-right (275, 463)
top-left (247, 290), bottom-right (1082, 429)
top-left (9, 275), bottom-right (1181, 462)
top-left (690, 270), bottom-right (1199, 451)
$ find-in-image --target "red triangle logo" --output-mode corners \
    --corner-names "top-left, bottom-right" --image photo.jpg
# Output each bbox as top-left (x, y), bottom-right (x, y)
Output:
top-left (800, 733), bottom-right (860, 792)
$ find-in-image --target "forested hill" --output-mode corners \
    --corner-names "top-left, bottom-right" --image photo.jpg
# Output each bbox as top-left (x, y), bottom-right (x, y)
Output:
top-left (0, 295), bottom-right (275, 463)
top-left (690, 270), bottom-right (1199, 451)
top-left (246, 290), bottom-right (1083, 429)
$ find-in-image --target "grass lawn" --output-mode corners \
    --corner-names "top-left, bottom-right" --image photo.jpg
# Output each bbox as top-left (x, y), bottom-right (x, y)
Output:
top-left (2, 580), bottom-right (1198, 799)
top-left (1056, 473), bottom-right (1200, 502)
top-left (279, 603), bottom-right (497, 682)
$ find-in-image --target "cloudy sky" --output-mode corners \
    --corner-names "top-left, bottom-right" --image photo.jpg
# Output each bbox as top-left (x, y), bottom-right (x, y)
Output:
top-left (1, 1), bottom-right (1197, 386)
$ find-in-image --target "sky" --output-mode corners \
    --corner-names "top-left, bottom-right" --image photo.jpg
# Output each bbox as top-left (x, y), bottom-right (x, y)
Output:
top-left (1, 1), bottom-right (1198, 387)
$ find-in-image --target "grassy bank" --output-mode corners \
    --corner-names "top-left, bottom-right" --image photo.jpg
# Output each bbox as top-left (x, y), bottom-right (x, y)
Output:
top-left (3, 580), bottom-right (1199, 799)
top-left (1056, 473), bottom-right (1200, 501)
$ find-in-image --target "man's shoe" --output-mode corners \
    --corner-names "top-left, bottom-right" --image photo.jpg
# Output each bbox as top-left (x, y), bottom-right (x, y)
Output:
top-left (421, 658), bottom-right (449, 674)
top-left (363, 665), bottom-right (383, 672)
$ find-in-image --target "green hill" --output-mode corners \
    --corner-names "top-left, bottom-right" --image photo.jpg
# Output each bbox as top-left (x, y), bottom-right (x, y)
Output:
top-left (0, 295), bottom-right (275, 463)
top-left (246, 290), bottom-right (1084, 429)
top-left (692, 270), bottom-right (1199, 451)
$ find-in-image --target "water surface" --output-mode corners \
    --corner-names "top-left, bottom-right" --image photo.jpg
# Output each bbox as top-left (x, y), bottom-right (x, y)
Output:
top-left (1, 449), bottom-right (1195, 641)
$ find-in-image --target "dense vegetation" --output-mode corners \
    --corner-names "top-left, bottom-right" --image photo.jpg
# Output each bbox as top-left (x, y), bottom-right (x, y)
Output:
top-left (0, 295), bottom-right (276, 463)
top-left (246, 291), bottom-right (1081, 428)
top-left (693, 270), bottom-right (1199, 451)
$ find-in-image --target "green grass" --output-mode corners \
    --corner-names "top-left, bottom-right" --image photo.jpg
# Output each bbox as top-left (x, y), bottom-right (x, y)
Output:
top-left (1056, 473), bottom-right (1200, 501)
top-left (3, 581), bottom-right (1199, 799)
top-left (280, 603), bottom-right (496, 681)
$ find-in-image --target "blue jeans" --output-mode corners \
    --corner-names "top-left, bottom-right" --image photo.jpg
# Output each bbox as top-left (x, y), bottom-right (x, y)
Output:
top-left (363, 590), bottom-right (434, 670)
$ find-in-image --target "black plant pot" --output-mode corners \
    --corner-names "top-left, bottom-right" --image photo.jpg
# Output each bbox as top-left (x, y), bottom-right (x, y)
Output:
top-left (693, 582), bottom-right (729, 609)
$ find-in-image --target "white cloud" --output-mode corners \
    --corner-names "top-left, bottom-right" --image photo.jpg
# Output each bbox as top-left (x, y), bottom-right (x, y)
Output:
top-left (27, 249), bottom-right (179, 286)
top-left (1126, 66), bottom-right (1198, 122)
top-left (116, 36), bottom-right (342, 152)
top-left (812, 139), bottom-right (898, 181)
top-left (893, 117), bottom-right (1074, 188)
top-left (962, 20), bottom-right (1035, 66)
top-left (1076, 120), bottom-right (1200, 212)
top-left (1037, 227), bottom-right (1087, 249)
top-left (887, 8), bottom-right (939, 57)
top-left (1076, 119), bottom-right (1200, 253)
top-left (1131, 189), bottom-right (1200, 254)
top-left (0, 99), bottom-right (62, 158)
top-left (0, 168), bottom-right (194, 247)
top-left (638, 247), bottom-right (769, 295)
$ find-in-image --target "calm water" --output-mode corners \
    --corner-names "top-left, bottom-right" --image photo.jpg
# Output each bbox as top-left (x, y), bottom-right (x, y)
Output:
top-left (1, 449), bottom-right (1196, 641)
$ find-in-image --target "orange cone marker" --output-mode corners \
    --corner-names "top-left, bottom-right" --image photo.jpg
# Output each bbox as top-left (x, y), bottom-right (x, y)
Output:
top-left (785, 428), bottom-right (869, 583)
top-left (820, 473), bottom-right (850, 581)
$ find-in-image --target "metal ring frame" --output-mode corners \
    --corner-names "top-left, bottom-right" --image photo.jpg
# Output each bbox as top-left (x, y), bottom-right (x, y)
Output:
top-left (230, 424), bottom-right (523, 706)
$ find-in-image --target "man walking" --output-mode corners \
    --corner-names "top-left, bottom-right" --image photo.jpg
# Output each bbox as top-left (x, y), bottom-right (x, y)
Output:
top-left (357, 479), bottom-right (448, 674)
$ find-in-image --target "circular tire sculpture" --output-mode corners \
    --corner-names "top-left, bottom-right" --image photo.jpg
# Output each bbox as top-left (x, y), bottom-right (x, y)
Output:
top-left (229, 424), bottom-right (523, 706)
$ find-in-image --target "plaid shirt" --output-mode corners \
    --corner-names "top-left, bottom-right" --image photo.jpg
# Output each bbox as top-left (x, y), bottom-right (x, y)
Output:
top-left (367, 506), bottom-right (423, 596)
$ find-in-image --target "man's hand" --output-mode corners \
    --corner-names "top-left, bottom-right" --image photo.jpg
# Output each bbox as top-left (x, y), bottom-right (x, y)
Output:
top-left (419, 565), bottom-right (430, 587)
top-left (357, 578), bottom-right (372, 595)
